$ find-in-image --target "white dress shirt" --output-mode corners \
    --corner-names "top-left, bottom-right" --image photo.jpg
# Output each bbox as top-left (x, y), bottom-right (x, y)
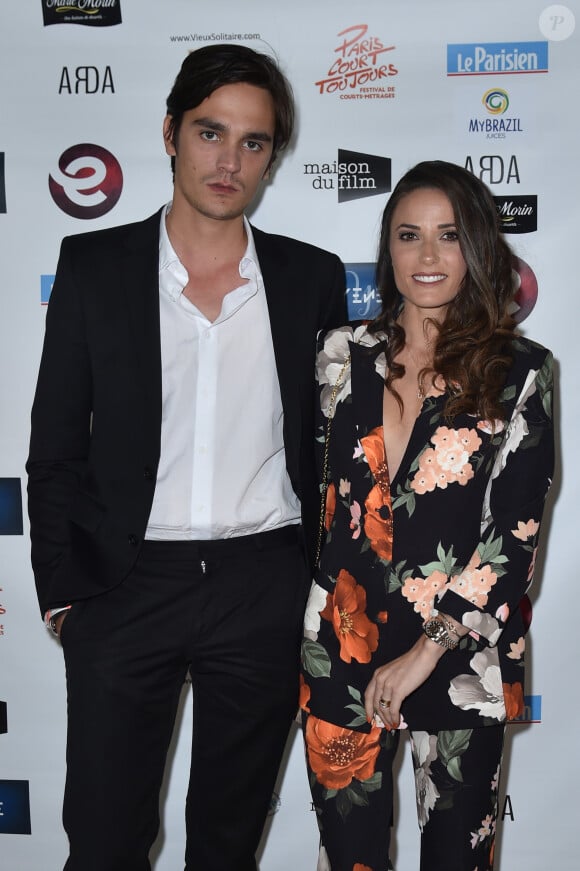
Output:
top-left (145, 205), bottom-right (301, 541)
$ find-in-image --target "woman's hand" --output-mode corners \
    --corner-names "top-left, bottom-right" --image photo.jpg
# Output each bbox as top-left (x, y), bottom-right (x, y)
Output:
top-left (364, 633), bottom-right (446, 728)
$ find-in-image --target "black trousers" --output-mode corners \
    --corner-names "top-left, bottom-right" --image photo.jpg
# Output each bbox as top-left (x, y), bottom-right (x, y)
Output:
top-left (304, 713), bottom-right (505, 871)
top-left (60, 526), bottom-right (309, 871)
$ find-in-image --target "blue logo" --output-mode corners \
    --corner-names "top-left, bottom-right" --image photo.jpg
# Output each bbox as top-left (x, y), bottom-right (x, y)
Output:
top-left (0, 479), bottom-right (23, 535)
top-left (0, 781), bottom-right (32, 834)
top-left (41, 274), bottom-right (55, 305)
top-left (509, 694), bottom-right (542, 724)
top-left (0, 152), bottom-right (6, 213)
top-left (447, 42), bottom-right (548, 76)
top-left (345, 263), bottom-right (381, 321)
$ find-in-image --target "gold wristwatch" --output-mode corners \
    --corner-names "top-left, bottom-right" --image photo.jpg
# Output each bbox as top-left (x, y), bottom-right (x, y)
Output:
top-left (422, 616), bottom-right (459, 650)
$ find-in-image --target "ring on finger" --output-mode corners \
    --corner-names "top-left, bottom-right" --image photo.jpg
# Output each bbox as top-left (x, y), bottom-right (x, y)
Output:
top-left (379, 698), bottom-right (391, 709)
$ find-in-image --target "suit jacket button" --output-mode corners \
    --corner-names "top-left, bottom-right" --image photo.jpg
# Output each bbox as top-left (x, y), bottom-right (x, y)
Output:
top-left (128, 534), bottom-right (139, 546)
top-left (143, 466), bottom-right (154, 480)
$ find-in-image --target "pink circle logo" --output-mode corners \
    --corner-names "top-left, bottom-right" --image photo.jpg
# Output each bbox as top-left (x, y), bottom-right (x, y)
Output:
top-left (511, 255), bottom-right (538, 323)
top-left (49, 143), bottom-right (123, 219)
top-left (519, 594), bottom-right (533, 634)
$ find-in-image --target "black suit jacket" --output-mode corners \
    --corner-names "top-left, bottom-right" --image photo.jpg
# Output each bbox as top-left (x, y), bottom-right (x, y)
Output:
top-left (27, 209), bottom-right (346, 615)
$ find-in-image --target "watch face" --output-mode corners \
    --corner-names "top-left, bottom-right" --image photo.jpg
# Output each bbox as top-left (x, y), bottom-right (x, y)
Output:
top-left (425, 619), bottom-right (443, 637)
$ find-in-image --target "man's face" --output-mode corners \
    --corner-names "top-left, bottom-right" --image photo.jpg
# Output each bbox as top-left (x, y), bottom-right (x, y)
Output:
top-left (163, 82), bottom-right (276, 223)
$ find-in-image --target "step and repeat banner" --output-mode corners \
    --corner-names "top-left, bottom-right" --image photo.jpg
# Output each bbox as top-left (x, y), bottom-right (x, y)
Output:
top-left (1, 2), bottom-right (577, 868)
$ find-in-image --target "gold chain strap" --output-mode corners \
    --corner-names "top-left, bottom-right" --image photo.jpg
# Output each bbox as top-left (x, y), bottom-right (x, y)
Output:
top-left (314, 354), bottom-right (351, 567)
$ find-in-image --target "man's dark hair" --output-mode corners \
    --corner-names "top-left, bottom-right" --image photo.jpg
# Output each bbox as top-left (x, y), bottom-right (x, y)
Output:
top-left (165, 43), bottom-right (295, 176)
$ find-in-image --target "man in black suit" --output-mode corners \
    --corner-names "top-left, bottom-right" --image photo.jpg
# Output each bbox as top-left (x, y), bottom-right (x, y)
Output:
top-left (27, 44), bottom-right (345, 871)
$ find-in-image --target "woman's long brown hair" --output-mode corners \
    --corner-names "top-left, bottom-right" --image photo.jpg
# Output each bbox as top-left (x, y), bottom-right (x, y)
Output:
top-left (369, 160), bottom-right (516, 422)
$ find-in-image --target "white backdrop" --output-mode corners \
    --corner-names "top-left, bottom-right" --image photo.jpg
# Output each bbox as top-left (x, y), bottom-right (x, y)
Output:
top-left (0, 1), bottom-right (577, 868)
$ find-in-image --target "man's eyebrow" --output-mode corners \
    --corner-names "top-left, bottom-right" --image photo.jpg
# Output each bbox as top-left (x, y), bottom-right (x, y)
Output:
top-left (193, 117), bottom-right (273, 142)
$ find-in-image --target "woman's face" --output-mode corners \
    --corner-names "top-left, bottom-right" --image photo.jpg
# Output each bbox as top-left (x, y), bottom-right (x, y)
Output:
top-left (388, 187), bottom-right (467, 320)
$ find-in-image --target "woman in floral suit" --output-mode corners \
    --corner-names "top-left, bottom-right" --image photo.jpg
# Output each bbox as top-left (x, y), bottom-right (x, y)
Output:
top-left (300, 161), bottom-right (554, 871)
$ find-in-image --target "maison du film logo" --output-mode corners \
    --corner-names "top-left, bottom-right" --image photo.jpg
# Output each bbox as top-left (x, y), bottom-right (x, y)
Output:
top-left (447, 42), bottom-right (549, 76)
top-left (42, 0), bottom-right (122, 27)
top-left (304, 149), bottom-right (391, 203)
top-left (49, 143), bottom-right (123, 219)
top-left (468, 88), bottom-right (524, 138)
top-left (314, 24), bottom-right (398, 99)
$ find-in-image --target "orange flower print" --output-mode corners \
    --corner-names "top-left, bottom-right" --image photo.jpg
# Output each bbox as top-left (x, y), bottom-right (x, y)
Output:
top-left (511, 519), bottom-right (540, 541)
top-left (299, 674), bottom-right (311, 712)
top-left (305, 715), bottom-right (381, 790)
top-left (353, 865), bottom-right (374, 871)
top-left (402, 570), bottom-right (449, 620)
top-left (320, 570), bottom-right (379, 663)
top-left (325, 482), bottom-right (336, 532)
top-left (364, 485), bottom-right (393, 561)
top-left (448, 553), bottom-right (497, 608)
top-left (411, 426), bottom-right (480, 494)
top-left (360, 427), bottom-right (385, 473)
top-left (503, 681), bottom-right (524, 720)
top-left (360, 427), bottom-right (394, 561)
top-left (376, 611), bottom-right (388, 623)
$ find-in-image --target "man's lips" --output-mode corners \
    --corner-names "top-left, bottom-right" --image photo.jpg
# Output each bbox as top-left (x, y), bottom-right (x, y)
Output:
top-left (208, 181), bottom-right (239, 194)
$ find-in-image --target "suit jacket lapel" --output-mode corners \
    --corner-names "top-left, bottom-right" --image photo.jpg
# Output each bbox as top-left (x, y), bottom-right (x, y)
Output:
top-left (122, 210), bottom-right (164, 460)
top-left (252, 226), bottom-right (300, 419)
top-left (350, 336), bottom-right (387, 440)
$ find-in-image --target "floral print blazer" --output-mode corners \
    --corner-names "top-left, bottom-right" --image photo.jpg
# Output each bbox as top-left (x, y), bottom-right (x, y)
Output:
top-left (301, 324), bottom-right (554, 732)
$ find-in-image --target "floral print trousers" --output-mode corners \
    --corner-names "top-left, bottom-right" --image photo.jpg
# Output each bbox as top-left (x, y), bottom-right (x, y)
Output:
top-left (303, 713), bottom-right (505, 871)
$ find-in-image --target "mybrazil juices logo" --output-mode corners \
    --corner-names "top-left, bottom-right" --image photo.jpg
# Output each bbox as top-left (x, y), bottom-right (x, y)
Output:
top-left (447, 42), bottom-right (549, 76)
top-left (49, 143), bottom-right (123, 219)
top-left (42, 0), bottom-right (122, 27)
top-left (314, 24), bottom-right (398, 99)
top-left (304, 149), bottom-right (391, 203)
top-left (468, 88), bottom-right (523, 138)
top-left (483, 87), bottom-right (510, 115)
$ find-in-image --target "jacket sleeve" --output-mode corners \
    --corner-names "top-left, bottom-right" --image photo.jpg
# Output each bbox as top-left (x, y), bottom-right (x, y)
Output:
top-left (26, 237), bottom-right (92, 615)
top-left (321, 256), bottom-right (348, 332)
top-left (436, 348), bottom-right (555, 646)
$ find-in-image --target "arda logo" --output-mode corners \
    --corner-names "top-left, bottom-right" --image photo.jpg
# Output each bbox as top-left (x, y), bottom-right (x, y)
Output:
top-left (49, 143), bottom-right (123, 219)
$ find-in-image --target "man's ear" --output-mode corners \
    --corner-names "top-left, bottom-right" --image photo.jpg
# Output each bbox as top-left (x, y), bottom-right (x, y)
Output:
top-left (163, 115), bottom-right (176, 156)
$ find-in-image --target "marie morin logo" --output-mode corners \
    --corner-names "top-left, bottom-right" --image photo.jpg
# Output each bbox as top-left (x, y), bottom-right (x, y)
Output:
top-left (42, 0), bottom-right (122, 27)
top-left (304, 149), bottom-right (391, 203)
top-left (494, 195), bottom-right (537, 234)
top-left (49, 143), bottom-right (123, 219)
